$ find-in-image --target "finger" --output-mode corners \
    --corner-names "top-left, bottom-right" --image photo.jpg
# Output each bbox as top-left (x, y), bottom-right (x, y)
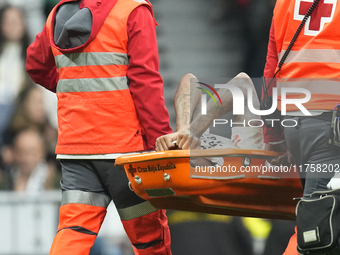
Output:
top-left (176, 134), bottom-right (182, 148)
top-left (159, 137), bottom-right (169, 151)
top-left (178, 133), bottom-right (191, 149)
top-left (155, 143), bottom-right (161, 151)
top-left (177, 134), bottom-right (188, 149)
top-left (170, 134), bottom-right (178, 144)
top-left (155, 138), bottom-right (164, 151)
top-left (156, 137), bottom-right (167, 151)
top-left (177, 131), bottom-right (190, 148)
top-left (181, 137), bottom-right (192, 150)
top-left (164, 136), bottom-right (174, 149)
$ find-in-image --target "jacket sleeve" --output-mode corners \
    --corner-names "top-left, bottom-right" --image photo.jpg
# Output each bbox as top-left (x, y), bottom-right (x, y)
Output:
top-left (26, 24), bottom-right (59, 93)
top-left (127, 5), bottom-right (172, 150)
top-left (263, 19), bottom-right (285, 144)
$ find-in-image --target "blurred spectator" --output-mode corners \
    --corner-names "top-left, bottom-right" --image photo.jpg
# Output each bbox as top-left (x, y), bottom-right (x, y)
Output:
top-left (0, 128), bottom-right (59, 192)
top-left (0, 4), bottom-right (30, 145)
top-left (1, 84), bottom-right (58, 170)
top-left (0, 4), bottom-right (29, 102)
top-left (0, 0), bottom-right (45, 39)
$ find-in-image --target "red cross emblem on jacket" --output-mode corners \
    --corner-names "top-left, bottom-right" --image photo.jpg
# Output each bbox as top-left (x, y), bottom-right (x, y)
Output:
top-left (294, 0), bottom-right (336, 36)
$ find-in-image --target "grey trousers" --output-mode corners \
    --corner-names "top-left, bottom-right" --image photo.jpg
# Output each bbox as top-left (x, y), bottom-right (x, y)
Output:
top-left (283, 115), bottom-right (340, 197)
top-left (59, 159), bottom-right (159, 220)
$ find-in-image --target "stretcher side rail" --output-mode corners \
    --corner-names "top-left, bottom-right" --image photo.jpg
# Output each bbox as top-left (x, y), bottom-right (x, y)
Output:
top-left (116, 149), bottom-right (303, 220)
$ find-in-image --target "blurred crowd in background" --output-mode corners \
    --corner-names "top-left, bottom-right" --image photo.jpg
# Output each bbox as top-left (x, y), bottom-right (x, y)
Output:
top-left (0, 0), bottom-right (295, 255)
top-left (0, 1), bottom-right (59, 193)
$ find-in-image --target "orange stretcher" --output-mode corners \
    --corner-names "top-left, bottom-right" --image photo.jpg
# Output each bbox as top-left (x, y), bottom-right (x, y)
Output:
top-left (116, 149), bottom-right (303, 220)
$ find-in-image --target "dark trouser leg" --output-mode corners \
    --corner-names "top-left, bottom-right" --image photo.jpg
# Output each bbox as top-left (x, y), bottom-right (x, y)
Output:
top-left (284, 116), bottom-right (339, 197)
top-left (93, 160), bottom-right (172, 255)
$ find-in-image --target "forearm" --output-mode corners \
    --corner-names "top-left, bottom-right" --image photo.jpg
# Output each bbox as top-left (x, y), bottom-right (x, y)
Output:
top-left (188, 96), bottom-right (233, 137)
top-left (174, 73), bottom-right (200, 132)
top-left (173, 74), bottom-right (253, 149)
top-left (174, 93), bottom-right (191, 132)
top-left (189, 73), bottom-right (251, 137)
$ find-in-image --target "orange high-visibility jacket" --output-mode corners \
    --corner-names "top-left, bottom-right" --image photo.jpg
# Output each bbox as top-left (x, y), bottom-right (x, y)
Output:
top-left (272, 0), bottom-right (340, 111)
top-left (44, 0), bottom-right (154, 155)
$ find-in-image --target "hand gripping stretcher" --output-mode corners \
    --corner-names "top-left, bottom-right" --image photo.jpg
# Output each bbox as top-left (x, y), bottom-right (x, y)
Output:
top-left (115, 149), bottom-right (303, 220)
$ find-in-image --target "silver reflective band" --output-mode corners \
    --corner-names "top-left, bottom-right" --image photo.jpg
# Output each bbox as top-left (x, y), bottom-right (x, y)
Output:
top-left (62, 190), bottom-right (111, 208)
top-left (55, 52), bottom-right (129, 68)
top-left (278, 49), bottom-right (340, 64)
top-left (117, 201), bottom-right (158, 221)
top-left (57, 76), bottom-right (129, 93)
top-left (277, 80), bottom-right (340, 95)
